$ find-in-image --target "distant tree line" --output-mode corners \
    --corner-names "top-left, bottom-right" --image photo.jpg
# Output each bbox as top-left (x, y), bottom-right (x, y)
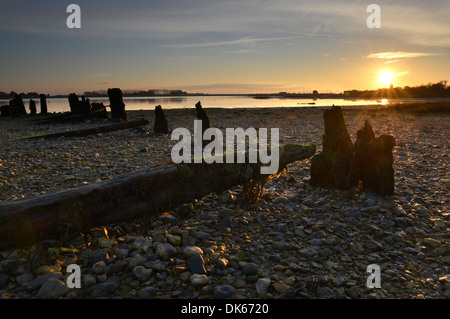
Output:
top-left (0, 91), bottom-right (46, 99)
top-left (83, 89), bottom-right (188, 97)
top-left (344, 81), bottom-right (450, 98)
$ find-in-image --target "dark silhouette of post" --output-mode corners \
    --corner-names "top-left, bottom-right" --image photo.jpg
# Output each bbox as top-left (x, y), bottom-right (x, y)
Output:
top-left (40, 94), bottom-right (48, 115)
top-left (14, 94), bottom-right (27, 116)
top-left (68, 93), bottom-right (90, 114)
top-left (195, 101), bottom-right (211, 135)
top-left (154, 105), bottom-right (168, 134)
top-left (108, 88), bottom-right (127, 121)
top-left (29, 99), bottom-right (37, 115)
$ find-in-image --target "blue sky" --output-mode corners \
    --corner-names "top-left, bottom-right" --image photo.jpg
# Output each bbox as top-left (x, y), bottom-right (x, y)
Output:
top-left (0, 0), bottom-right (449, 94)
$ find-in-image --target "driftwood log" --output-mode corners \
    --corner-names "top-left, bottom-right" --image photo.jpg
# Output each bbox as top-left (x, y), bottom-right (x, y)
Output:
top-left (35, 109), bottom-right (108, 124)
top-left (0, 143), bottom-right (316, 249)
top-left (15, 119), bottom-right (149, 140)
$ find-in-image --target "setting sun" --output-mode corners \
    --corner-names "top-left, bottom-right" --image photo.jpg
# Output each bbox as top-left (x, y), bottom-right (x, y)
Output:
top-left (379, 71), bottom-right (394, 86)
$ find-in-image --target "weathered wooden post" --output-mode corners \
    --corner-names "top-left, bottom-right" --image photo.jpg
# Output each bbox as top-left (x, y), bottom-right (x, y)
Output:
top-left (40, 94), bottom-right (48, 115)
top-left (310, 105), bottom-right (355, 190)
top-left (350, 120), bottom-right (396, 195)
top-left (29, 99), bottom-right (37, 115)
top-left (80, 95), bottom-right (92, 113)
top-left (14, 94), bottom-right (27, 116)
top-left (195, 101), bottom-right (211, 134)
top-left (108, 88), bottom-right (127, 121)
top-left (68, 93), bottom-right (80, 113)
top-left (1, 104), bottom-right (11, 117)
top-left (154, 105), bottom-right (169, 134)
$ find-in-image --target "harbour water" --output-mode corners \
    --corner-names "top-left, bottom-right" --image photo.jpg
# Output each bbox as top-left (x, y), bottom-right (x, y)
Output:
top-left (0, 95), bottom-right (437, 114)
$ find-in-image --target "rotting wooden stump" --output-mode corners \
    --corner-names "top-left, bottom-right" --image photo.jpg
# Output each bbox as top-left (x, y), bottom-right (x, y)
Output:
top-left (40, 94), bottom-right (48, 115)
top-left (29, 99), bottom-right (37, 115)
top-left (350, 120), bottom-right (396, 196)
top-left (310, 105), bottom-right (355, 190)
top-left (154, 105), bottom-right (169, 134)
top-left (108, 88), bottom-right (127, 121)
top-left (310, 105), bottom-right (396, 195)
top-left (68, 93), bottom-right (91, 114)
top-left (0, 143), bottom-right (316, 250)
top-left (195, 101), bottom-right (211, 134)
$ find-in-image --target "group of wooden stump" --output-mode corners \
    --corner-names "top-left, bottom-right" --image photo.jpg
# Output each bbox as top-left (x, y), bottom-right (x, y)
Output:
top-left (310, 105), bottom-right (396, 196)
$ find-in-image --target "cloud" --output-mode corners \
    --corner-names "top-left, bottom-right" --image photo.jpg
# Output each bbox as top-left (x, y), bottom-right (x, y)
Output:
top-left (365, 52), bottom-right (438, 59)
top-left (395, 71), bottom-right (409, 77)
top-left (165, 35), bottom-right (306, 49)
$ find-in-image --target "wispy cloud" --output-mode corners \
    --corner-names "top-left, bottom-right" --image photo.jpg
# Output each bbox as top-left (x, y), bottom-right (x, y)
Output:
top-left (395, 71), bottom-right (409, 77)
top-left (165, 35), bottom-right (305, 49)
top-left (365, 52), bottom-right (438, 59)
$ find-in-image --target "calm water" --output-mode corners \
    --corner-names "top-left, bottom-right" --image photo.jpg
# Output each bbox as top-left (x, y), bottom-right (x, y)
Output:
top-left (0, 95), bottom-right (429, 114)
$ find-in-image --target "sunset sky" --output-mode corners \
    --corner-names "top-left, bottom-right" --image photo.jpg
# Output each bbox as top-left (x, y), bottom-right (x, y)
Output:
top-left (0, 0), bottom-right (449, 95)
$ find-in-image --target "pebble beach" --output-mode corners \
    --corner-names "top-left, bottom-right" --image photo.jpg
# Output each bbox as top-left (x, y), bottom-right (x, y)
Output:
top-left (0, 105), bottom-right (449, 299)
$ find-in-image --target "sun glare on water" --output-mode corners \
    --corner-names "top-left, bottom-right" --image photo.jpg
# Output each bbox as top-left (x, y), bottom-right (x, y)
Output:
top-left (379, 71), bottom-right (393, 86)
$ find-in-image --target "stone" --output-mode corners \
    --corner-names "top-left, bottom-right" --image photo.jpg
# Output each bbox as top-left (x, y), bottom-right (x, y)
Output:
top-left (216, 258), bottom-right (228, 268)
top-left (156, 243), bottom-right (177, 260)
top-left (26, 272), bottom-right (64, 291)
top-left (92, 261), bottom-right (107, 275)
top-left (87, 250), bottom-right (109, 266)
top-left (345, 209), bottom-right (362, 219)
top-left (299, 247), bottom-right (318, 258)
top-left (165, 234), bottom-right (182, 246)
top-left (183, 246), bottom-right (203, 258)
top-left (116, 248), bottom-right (129, 259)
top-left (37, 278), bottom-right (69, 299)
top-left (36, 264), bottom-right (61, 276)
top-left (128, 255), bottom-right (148, 268)
top-left (187, 254), bottom-right (207, 275)
top-left (192, 231), bottom-right (210, 241)
top-left (190, 274), bottom-right (209, 288)
top-left (150, 260), bottom-right (166, 272)
top-left (439, 255), bottom-right (450, 266)
top-left (138, 287), bottom-right (159, 298)
top-left (82, 274), bottom-right (96, 287)
top-left (347, 286), bottom-right (362, 298)
top-left (132, 266), bottom-right (153, 282)
top-left (214, 285), bottom-right (237, 299)
top-left (424, 238), bottom-right (441, 248)
top-left (132, 237), bottom-right (153, 252)
top-left (0, 273), bottom-right (7, 288)
top-left (256, 278), bottom-right (271, 297)
top-left (434, 244), bottom-right (450, 256)
top-left (242, 263), bottom-right (259, 276)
